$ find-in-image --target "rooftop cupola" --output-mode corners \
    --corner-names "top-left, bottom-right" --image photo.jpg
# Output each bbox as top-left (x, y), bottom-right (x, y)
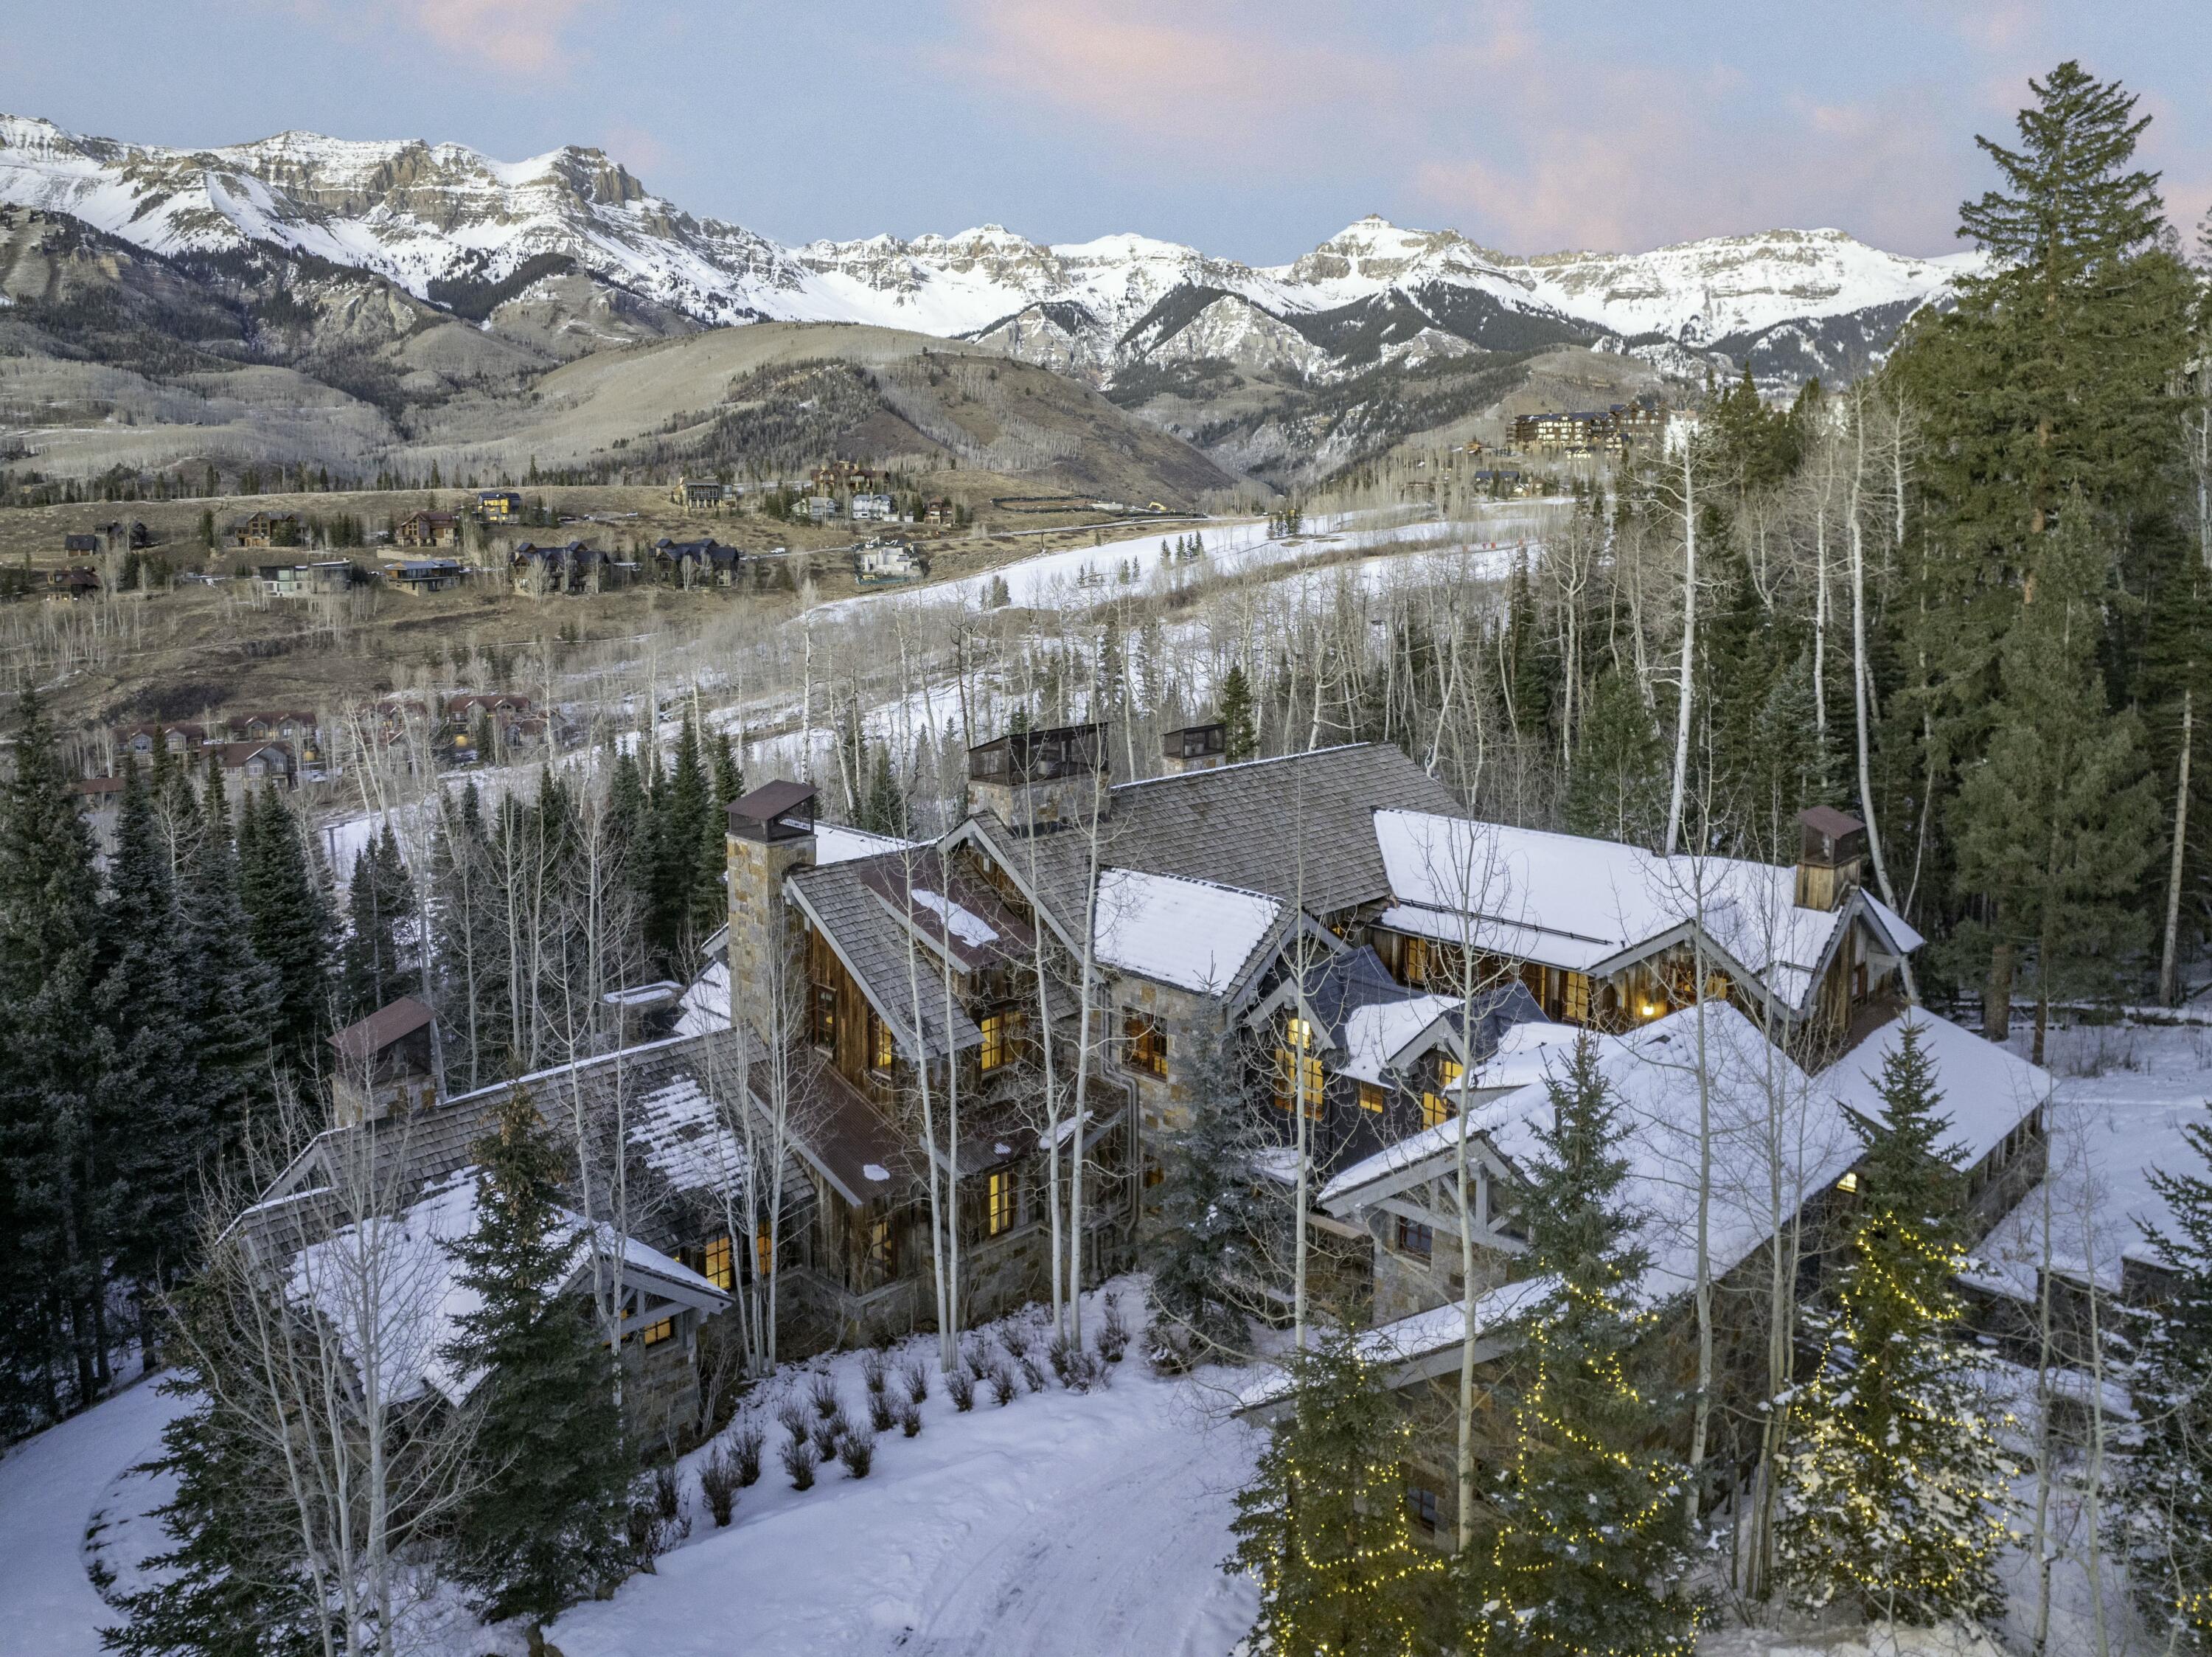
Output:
top-left (1795, 805), bottom-right (1867, 912)
top-left (967, 721), bottom-right (1109, 833)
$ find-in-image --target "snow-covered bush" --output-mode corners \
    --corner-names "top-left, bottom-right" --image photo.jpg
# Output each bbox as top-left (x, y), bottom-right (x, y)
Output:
top-left (730, 1423), bottom-right (764, 1487)
top-left (780, 1436), bottom-right (816, 1491)
top-left (700, 1446), bottom-right (741, 1528)
top-left (776, 1400), bottom-right (810, 1445)
top-left (861, 1349), bottom-right (888, 1396)
top-left (1099, 1295), bottom-right (1130, 1363)
top-left (807, 1372), bottom-right (842, 1419)
top-left (948, 1366), bottom-right (976, 1411)
top-left (902, 1357), bottom-right (929, 1403)
top-left (1018, 1352), bottom-right (1047, 1392)
top-left (987, 1361), bottom-right (1020, 1406)
top-left (1048, 1333), bottom-right (1075, 1385)
top-left (810, 1406), bottom-right (847, 1461)
top-left (897, 1400), bottom-right (922, 1437)
top-left (868, 1389), bottom-right (895, 1434)
top-left (837, 1428), bottom-right (875, 1479)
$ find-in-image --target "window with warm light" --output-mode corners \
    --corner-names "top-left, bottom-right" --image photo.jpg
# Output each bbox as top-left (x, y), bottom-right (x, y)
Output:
top-left (1420, 1091), bottom-right (1453, 1129)
top-left (704, 1236), bottom-right (734, 1290)
top-left (874, 1015), bottom-right (895, 1073)
top-left (641, 1316), bottom-right (675, 1347)
top-left (1124, 1010), bottom-right (1168, 1077)
top-left (1562, 970), bottom-right (1592, 1024)
top-left (980, 1011), bottom-right (1010, 1071)
top-left (755, 1229), bottom-right (775, 1277)
top-left (987, 1170), bottom-right (1015, 1236)
top-left (811, 984), bottom-right (837, 1049)
top-left (1275, 1021), bottom-right (1325, 1118)
top-left (1357, 1082), bottom-right (1385, 1114)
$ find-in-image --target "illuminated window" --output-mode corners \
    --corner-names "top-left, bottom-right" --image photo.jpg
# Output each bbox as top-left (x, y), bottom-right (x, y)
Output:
top-left (755, 1229), bottom-right (775, 1278)
top-left (704, 1236), bottom-right (734, 1290)
top-left (987, 1170), bottom-right (1015, 1237)
top-left (641, 1316), bottom-right (675, 1347)
top-left (1396, 1215), bottom-right (1434, 1257)
top-left (1275, 1018), bottom-right (1325, 1119)
top-left (1419, 1092), bottom-right (1452, 1129)
top-left (1357, 1083), bottom-right (1385, 1114)
top-left (874, 1015), bottom-right (895, 1073)
top-left (811, 984), bottom-right (837, 1048)
top-left (1403, 937), bottom-right (1430, 986)
top-left (1436, 1057), bottom-right (1463, 1092)
top-left (1562, 971), bottom-right (1592, 1024)
top-left (980, 1011), bottom-right (1010, 1071)
top-left (1124, 1010), bottom-right (1168, 1077)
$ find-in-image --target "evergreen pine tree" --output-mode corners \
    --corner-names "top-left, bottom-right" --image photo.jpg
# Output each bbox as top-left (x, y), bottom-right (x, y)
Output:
top-left (1469, 1035), bottom-right (1695, 1657)
top-left (0, 688), bottom-right (112, 1414)
top-left (236, 788), bottom-right (333, 1081)
top-left (443, 1088), bottom-right (630, 1648)
top-left (1141, 1018), bottom-right (1280, 1363)
top-left (1949, 504), bottom-right (2160, 1057)
top-left (1228, 1330), bottom-right (1441, 1656)
top-left (1218, 664), bottom-right (1258, 763)
top-left (178, 773), bottom-right (276, 1163)
top-left (340, 824), bottom-right (417, 1021)
top-left (1562, 669), bottom-right (1669, 848)
top-left (94, 763), bottom-right (203, 1299)
top-left (2110, 1114), bottom-right (2212, 1647)
top-left (861, 743), bottom-right (906, 838)
top-left (1775, 1024), bottom-right (2014, 1627)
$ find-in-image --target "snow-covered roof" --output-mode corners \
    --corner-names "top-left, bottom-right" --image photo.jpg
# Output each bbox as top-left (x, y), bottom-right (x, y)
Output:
top-left (1338, 994), bottom-right (1458, 1085)
top-left (1371, 810), bottom-right (1923, 1016)
top-left (288, 1171), bottom-right (726, 1406)
top-left (675, 958), bottom-right (729, 1036)
top-left (1326, 1006), bottom-right (2039, 1309)
top-left (628, 1069), bottom-right (751, 1192)
top-left (911, 888), bottom-right (998, 948)
top-left (1091, 866), bottom-right (1284, 993)
top-left (1238, 1275), bottom-right (1558, 1409)
top-left (816, 823), bottom-right (917, 866)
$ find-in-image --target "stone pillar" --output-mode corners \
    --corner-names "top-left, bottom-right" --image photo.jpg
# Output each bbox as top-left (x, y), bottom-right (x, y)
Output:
top-left (726, 827), bottom-right (814, 1043)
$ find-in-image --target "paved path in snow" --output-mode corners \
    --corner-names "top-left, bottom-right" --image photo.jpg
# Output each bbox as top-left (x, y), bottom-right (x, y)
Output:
top-left (551, 1346), bottom-right (1259, 1657)
top-left (0, 1378), bottom-right (185, 1657)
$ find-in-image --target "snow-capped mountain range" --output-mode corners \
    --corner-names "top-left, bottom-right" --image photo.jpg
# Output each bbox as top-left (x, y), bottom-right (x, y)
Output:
top-left (0, 114), bottom-right (1976, 387)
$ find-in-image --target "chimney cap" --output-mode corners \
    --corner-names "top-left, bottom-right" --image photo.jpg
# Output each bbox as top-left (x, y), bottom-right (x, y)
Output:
top-left (728, 779), bottom-right (818, 841)
top-left (1798, 804), bottom-right (1867, 865)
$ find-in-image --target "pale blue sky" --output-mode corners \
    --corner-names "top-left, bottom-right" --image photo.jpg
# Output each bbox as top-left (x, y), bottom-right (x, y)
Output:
top-left (5, 1), bottom-right (2208, 260)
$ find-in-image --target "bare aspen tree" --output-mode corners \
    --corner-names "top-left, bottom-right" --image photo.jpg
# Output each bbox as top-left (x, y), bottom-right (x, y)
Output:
top-left (1665, 438), bottom-right (1698, 856)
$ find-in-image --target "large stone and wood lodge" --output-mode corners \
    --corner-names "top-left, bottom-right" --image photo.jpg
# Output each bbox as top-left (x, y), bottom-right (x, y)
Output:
top-left (238, 722), bottom-right (2050, 1474)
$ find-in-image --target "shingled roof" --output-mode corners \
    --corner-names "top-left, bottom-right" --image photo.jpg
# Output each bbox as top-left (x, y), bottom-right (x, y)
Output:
top-left (1102, 743), bottom-right (1458, 916)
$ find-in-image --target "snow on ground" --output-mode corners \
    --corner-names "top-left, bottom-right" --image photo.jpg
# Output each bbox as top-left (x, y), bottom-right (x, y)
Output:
top-left (550, 1285), bottom-right (1260, 1657)
top-left (0, 1375), bottom-right (187, 1657)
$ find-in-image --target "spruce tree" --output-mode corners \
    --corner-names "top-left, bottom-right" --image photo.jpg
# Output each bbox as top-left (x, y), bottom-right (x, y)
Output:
top-left (1218, 664), bottom-right (1258, 763)
top-left (1775, 1024), bottom-right (2013, 1627)
top-left (1228, 1330), bottom-right (1441, 1656)
top-left (340, 824), bottom-right (416, 1021)
top-left (1469, 1035), bottom-right (1695, 1657)
top-left (0, 688), bottom-right (112, 1413)
top-left (2110, 1114), bottom-right (2212, 1648)
top-left (178, 774), bottom-right (276, 1164)
top-left (1142, 1018), bottom-right (1279, 1363)
top-left (236, 787), bottom-right (333, 1081)
top-left (1562, 668), bottom-right (1669, 848)
top-left (95, 763), bottom-right (203, 1300)
top-left (443, 1088), bottom-right (630, 1647)
top-left (1949, 504), bottom-right (2160, 1057)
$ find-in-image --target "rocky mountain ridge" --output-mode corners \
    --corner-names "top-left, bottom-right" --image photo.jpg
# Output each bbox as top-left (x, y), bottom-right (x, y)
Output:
top-left (0, 115), bottom-right (1975, 392)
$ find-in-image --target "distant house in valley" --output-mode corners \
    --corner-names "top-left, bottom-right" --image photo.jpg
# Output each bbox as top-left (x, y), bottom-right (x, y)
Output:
top-left (45, 566), bottom-right (100, 600)
top-left (850, 493), bottom-right (894, 523)
top-left (62, 533), bottom-right (99, 556)
top-left (852, 540), bottom-right (927, 585)
top-left (118, 721), bottom-right (208, 758)
top-left (260, 560), bottom-right (360, 598)
top-left (922, 498), bottom-right (956, 527)
top-left (805, 496), bottom-right (840, 522)
top-left (476, 489), bottom-right (524, 523)
top-left (653, 538), bottom-right (741, 586)
top-left (510, 540), bottom-right (616, 595)
top-left (394, 510), bottom-right (460, 549)
top-left (380, 557), bottom-right (466, 595)
top-left (672, 479), bottom-right (727, 510)
top-left (226, 511), bottom-right (305, 550)
top-left (215, 740), bottom-right (296, 793)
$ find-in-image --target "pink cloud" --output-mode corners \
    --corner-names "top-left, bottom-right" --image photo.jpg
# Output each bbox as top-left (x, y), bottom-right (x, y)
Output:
top-left (276, 0), bottom-right (591, 72)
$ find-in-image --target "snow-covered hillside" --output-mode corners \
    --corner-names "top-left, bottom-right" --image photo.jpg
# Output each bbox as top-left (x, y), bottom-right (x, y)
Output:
top-left (0, 114), bottom-right (1974, 387)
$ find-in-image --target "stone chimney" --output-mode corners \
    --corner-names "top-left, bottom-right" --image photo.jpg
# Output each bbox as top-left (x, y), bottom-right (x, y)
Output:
top-left (726, 780), bottom-right (818, 1043)
top-left (1794, 805), bottom-right (1867, 912)
top-left (1160, 721), bottom-right (1226, 775)
top-left (967, 722), bottom-right (1110, 834)
top-left (328, 996), bottom-right (439, 1125)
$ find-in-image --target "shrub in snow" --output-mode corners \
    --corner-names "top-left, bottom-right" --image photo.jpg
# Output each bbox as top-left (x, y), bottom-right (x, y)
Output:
top-left (627, 1470), bottom-right (688, 1571)
top-left (1148, 1322), bottom-right (1197, 1375)
top-left (837, 1428), bottom-right (875, 1479)
top-left (808, 1372), bottom-right (842, 1419)
top-left (811, 1406), bottom-right (847, 1461)
top-left (861, 1349), bottom-right (888, 1395)
top-left (987, 1361), bottom-right (1020, 1406)
top-left (700, 1446), bottom-right (741, 1528)
top-left (1065, 1350), bottom-right (1107, 1393)
top-left (781, 1436), bottom-right (817, 1490)
top-left (948, 1366), bottom-right (977, 1411)
top-left (1048, 1333), bottom-right (1075, 1386)
top-left (1099, 1296), bottom-right (1130, 1363)
top-left (776, 1400), bottom-right (810, 1445)
top-left (898, 1400), bottom-right (923, 1437)
top-left (902, 1357), bottom-right (929, 1403)
top-left (1019, 1352), bottom-right (1048, 1393)
top-left (868, 1390), bottom-right (895, 1434)
top-left (730, 1423), bottom-right (764, 1487)
top-left (998, 1319), bottom-right (1034, 1361)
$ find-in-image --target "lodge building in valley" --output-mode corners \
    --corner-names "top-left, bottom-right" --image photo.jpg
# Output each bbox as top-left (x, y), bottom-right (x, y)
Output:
top-left (236, 722), bottom-right (2050, 1471)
